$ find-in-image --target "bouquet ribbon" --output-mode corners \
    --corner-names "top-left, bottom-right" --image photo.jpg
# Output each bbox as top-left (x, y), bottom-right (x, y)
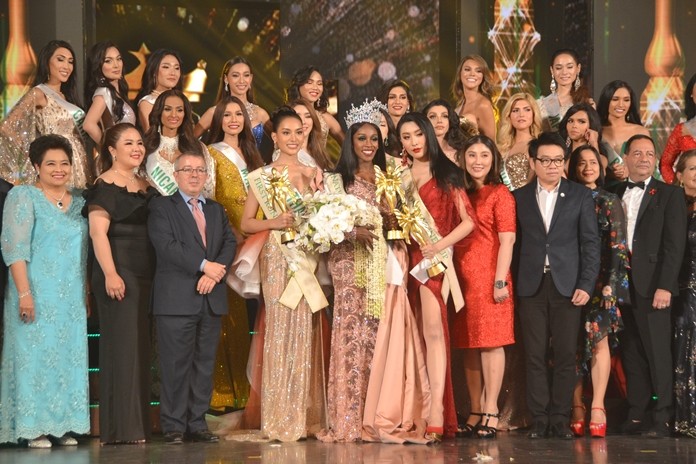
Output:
top-left (248, 168), bottom-right (328, 312)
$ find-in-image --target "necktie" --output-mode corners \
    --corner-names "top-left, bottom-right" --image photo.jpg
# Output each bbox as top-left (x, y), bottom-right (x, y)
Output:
top-left (188, 198), bottom-right (207, 247)
top-left (627, 180), bottom-right (645, 190)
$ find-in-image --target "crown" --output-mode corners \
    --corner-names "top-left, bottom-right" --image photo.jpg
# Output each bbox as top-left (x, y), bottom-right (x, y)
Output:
top-left (344, 98), bottom-right (387, 128)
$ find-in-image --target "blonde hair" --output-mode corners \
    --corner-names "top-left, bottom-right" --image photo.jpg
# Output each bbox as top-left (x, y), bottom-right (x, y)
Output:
top-left (451, 54), bottom-right (493, 107)
top-left (496, 93), bottom-right (542, 154)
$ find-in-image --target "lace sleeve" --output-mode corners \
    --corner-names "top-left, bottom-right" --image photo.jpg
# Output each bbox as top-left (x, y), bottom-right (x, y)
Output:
top-left (1, 186), bottom-right (36, 266)
top-left (660, 123), bottom-right (682, 185)
top-left (0, 89), bottom-right (38, 184)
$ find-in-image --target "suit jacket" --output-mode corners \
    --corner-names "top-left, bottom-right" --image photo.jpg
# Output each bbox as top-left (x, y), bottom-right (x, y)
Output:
top-left (609, 179), bottom-right (686, 298)
top-left (513, 178), bottom-right (600, 297)
top-left (148, 191), bottom-right (236, 316)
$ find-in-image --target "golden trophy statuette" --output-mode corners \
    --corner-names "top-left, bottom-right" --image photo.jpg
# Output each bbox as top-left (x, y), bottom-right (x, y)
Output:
top-left (263, 166), bottom-right (298, 244)
top-left (394, 204), bottom-right (447, 277)
top-left (375, 164), bottom-right (406, 240)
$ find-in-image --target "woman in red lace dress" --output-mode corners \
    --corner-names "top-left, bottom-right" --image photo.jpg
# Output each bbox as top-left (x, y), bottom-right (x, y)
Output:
top-left (452, 135), bottom-right (516, 438)
top-left (660, 73), bottom-right (696, 184)
top-left (397, 112), bottom-right (475, 440)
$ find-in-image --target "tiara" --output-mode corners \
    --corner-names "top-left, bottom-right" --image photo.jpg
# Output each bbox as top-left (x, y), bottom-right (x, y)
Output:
top-left (344, 98), bottom-right (387, 128)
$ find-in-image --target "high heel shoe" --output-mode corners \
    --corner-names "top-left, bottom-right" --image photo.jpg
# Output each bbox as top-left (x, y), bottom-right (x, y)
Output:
top-left (425, 426), bottom-right (443, 443)
top-left (456, 412), bottom-right (483, 438)
top-left (589, 408), bottom-right (607, 438)
top-left (477, 412), bottom-right (500, 439)
top-left (570, 404), bottom-right (586, 437)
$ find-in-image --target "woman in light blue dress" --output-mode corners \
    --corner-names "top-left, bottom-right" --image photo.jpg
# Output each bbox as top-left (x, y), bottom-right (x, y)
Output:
top-left (0, 134), bottom-right (90, 448)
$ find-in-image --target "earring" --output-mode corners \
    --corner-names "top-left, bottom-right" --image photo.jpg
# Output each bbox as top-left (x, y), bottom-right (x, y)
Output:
top-left (550, 77), bottom-right (557, 94)
top-left (566, 136), bottom-right (571, 148)
top-left (383, 137), bottom-right (389, 147)
top-left (400, 148), bottom-right (409, 165)
top-left (224, 82), bottom-right (229, 93)
top-left (574, 75), bottom-right (581, 91)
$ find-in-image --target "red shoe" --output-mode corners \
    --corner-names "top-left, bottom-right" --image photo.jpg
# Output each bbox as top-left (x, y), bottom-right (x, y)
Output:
top-left (589, 408), bottom-right (607, 438)
top-left (570, 405), bottom-right (586, 437)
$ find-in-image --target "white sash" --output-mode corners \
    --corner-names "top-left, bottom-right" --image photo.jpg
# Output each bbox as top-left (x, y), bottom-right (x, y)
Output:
top-left (145, 155), bottom-right (178, 196)
top-left (38, 84), bottom-right (87, 141)
top-left (210, 142), bottom-right (250, 191)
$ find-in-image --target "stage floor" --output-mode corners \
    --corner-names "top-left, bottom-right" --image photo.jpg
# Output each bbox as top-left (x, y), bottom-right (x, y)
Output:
top-left (1, 431), bottom-right (694, 463)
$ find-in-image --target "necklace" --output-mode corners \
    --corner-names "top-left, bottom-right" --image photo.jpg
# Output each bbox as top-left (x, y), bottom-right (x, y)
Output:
top-left (113, 168), bottom-right (137, 183)
top-left (39, 183), bottom-right (68, 209)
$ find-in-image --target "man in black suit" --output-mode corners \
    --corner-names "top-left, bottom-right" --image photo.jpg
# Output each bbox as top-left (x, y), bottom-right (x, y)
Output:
top-left (513, 132), bottom-right (600, 439)
top-left (148, 153), bottom-right (236, 444)
top-left (609, 134), bottom-right (686, 438)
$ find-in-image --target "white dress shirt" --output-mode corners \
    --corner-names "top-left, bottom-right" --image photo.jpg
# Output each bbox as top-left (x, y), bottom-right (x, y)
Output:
top-left (622, 176), bottom-right (651, 253)
top-left (536, 180), bottom-right (560, 265)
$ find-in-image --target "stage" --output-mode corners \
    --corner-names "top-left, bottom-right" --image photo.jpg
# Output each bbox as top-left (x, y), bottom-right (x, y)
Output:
top-left (1, 431), bottom-right (694, 464)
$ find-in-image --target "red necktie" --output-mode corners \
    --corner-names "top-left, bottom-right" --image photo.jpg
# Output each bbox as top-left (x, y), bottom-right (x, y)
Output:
top-left (188, 198), bottom-right (207, 247)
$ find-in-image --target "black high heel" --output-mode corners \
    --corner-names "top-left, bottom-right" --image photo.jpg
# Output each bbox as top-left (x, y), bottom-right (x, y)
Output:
top-left (456, 412), bottom-right (483, 438)
top-left (477, 413), bottom-right (500, 439)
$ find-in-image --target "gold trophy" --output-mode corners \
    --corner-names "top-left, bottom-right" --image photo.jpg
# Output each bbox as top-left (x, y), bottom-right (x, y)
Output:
top-left (395, 204), bottom-right (447, 278)
top-left (375, 164), bottom-right (406, 240)
top-left (263, 166), bottom-right (298, 244)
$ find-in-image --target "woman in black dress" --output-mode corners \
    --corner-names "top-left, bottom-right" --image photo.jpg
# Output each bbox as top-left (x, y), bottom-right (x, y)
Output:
top-left (673, 149), bottom-right (696, 438)
top-left (83, 123), bottom-right (159, 444)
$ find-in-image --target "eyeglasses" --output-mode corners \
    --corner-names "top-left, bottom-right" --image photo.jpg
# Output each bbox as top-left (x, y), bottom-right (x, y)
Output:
top-left (176, 167), bottom-right (208, 175)
top-left (535, 157), bottom-right (565, 167)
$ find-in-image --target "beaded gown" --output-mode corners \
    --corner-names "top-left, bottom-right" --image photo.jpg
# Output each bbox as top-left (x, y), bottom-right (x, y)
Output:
top-left (0, 186), bottom-right (89, 443)
top-left (406, 177), bottom-right (469, 438)
top-left (0, 85), bottom-right (92, 188)
top-left (502, 152), bottom-right (531, 191)
top-left (82, 180), bottom-right (158, 443)
top-left (207, 144), bottom-right (252, 411)
top-left (673, 209), bottom-right (696, 438)
top-left (316, 177), bottom-right (382, 442)
top-left (453, 184), bottom-right (515, 349)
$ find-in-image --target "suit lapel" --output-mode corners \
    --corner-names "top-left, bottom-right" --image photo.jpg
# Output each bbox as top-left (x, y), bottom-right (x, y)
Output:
top-left (547, 179), bottom-right (566, 233)
top-left (524, 183), bottom-right (546, 230)
top-left (636, 180), bottom-right (658, 225)
top-left (173, 193), bottom-right (206, 249)
top-left (202, 201), bottom-right (214, 250)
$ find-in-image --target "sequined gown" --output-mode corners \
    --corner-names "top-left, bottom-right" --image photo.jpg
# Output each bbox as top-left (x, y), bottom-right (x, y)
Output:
top-left (82, 181), bottom-right (158, 443)
top-left (406, 178), bottom-right (468, 438)
top-left (579, 189), bottom-right (628, 370)
top-left (0, 85), bottom-right (92, 188)
top-left (537, 94), bottom-right (572, 132)
top-left (673, 209), bottom-right (696, 438)
top-left (502, 152), bottom-right (531, 191)
top-left (0, 186), bottom-right (89, 443)
top-left (660, 121), bottom-right (696, 184)
top-left (316, 177), bottom-right (381, 442)
top-left (208, 144), bottom-right (252, 410)
top-left (453, 184), bottom-right (515, 349)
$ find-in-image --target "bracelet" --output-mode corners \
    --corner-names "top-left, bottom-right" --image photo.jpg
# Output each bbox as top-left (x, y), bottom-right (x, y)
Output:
top-left (18, 290), bottom-right (31, 299)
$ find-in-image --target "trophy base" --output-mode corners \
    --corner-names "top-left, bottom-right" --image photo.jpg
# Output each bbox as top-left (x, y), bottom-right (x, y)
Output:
top-left (427, 260), bottom-right (447, 278)
top-left (280, 230), bottom-right (297, 244)
top-left (386, 229), bottom-right (405, 240)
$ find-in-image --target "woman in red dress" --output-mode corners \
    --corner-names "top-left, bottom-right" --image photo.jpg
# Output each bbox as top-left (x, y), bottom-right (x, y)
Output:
top-left (397, 113), bottom-right (475, 440)
top-left (452, 135), bottom-right (516, 438)
top-left (660, 73), bottom-right (696, 184)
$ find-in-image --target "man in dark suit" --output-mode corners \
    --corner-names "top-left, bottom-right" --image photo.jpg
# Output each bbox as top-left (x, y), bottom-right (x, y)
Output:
top-left (609, 134), bottom-right (686, 438)
top-left (148, 152), bottom-right (236, 444)
top-left (513, 132), bottom-right (600, 439)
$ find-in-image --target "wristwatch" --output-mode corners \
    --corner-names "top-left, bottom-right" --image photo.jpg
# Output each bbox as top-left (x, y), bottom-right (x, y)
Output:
top-left (494, 280), bottom-right (507, 289)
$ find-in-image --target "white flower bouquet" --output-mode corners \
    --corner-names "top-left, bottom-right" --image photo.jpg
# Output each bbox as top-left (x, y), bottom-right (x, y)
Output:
top-left (294, 191), bottom-right (381, 254)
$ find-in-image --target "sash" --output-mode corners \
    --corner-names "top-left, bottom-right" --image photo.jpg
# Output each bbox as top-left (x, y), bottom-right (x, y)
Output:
top-left (247, 167), bottom-right (328, 312)
top-left (388, 156), bottom-right (465, 312)
top-left (145, 155), bottom-right (178, 196)
top-left (38, 84), bottom-right (87, 143)
top-left (210, 142), bottom-right (250, 191)
top-left (500, 163), bottom-right (513, 191)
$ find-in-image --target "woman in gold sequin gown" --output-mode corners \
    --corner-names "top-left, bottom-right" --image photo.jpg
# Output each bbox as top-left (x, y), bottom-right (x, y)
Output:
top-left (0, 40), bottom-right (92, 188)
top-left (205, 96), bottom-right (265, 412)
top-left (240, 108), bottom-right (326, 441)
top-left (497, 93), bottom-right (542, 192)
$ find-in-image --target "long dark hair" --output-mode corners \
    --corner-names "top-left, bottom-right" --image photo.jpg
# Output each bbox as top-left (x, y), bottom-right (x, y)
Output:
top-left (135, 48), bottom-right (183, 105)
top-left (567, 144), bottom-right (605, 187)
top-left (85, 41), bottom-right (133, 122)
top-left (549, 49), bottom-right (591, 104)
top-left (461, 135), bottom-right (503, 191)
top-left (558, 102), bottom-right (603, 143)
top-left (99, 123), bottom-right (143, 174)
top-left (143, 89), bottom-right (202, 156)
top-left (422, 98), bottom-right (468, 151)
top-left (34, 40), bottom-right (81, 107)
top-left (685, 72), bottom-right (696, 121)
top-left (334, 122), bottom-right (386, 188)
top-left (205, 95), bottom-right (263, 171)
top-left (288, 98), bottom-right (332, 170)
top-left (397, 112), bottom-right (465, 191)
top-left (597, 80), bottom-right (643, 126)
top-left (380, 108), bottom-right (401, 157)
top-left (215, 56), bottom-right (256, 104)
top-left (378, 79), bottom-right (415, 114)
top-left (287, 66), bottom-right (329, 112)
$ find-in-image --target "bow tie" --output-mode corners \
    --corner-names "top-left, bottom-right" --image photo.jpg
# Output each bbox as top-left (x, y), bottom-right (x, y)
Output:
top-left (627, 180), bottom-right (645, 190)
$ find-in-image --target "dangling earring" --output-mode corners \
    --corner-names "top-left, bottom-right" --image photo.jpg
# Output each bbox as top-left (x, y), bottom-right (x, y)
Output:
top-left (224, 82), bottom-right (229, 93)
top-left (400, 148), bottom-right (409, 166)
top-left (566, 136), bottom-right (571, 148)
top-left (574, 75), bottom-right (581, 91)
top-left (550, 77), bottom-right (557, 94)
top-left (383, 137), bottom-right (389, 148)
